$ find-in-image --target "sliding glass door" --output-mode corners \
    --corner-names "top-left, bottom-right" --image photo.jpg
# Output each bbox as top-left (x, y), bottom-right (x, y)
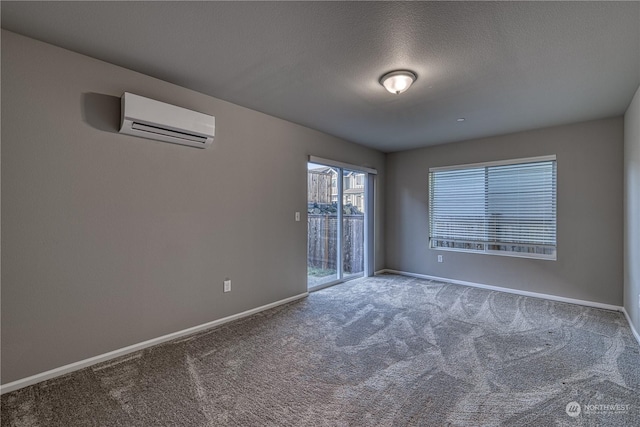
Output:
top-left (342, 169), bottom-right (366, 281)
top-left (307, 162), bottom-right (339, 288)
top-left (307, 162), bottom-right (370, 290)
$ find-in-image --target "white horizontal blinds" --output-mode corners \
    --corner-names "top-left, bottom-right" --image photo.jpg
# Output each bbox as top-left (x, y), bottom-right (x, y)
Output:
top-left (486, 161), bottom-right (556, 249)
top-left (429, 157), bottom-right (557, 259)
top-left (429, 167), bottom-right (486, 244)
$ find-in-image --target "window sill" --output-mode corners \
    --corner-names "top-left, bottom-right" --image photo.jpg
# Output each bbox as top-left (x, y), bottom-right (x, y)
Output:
top-left (431, 246), bottom-right (557, 261)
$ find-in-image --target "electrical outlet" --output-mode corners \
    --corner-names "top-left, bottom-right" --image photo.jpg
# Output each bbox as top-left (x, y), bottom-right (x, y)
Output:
top-left (295, 212), bottom-right (300, 222)
top-left (437, 255), bottom-right (443, 263)
top-left (224, 279), bottom-right (231, 293)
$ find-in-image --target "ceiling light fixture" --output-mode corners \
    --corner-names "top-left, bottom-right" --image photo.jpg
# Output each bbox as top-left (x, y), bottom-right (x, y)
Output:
top-left (457, 118), bottom-right (466, 122)
top-left (380, 70), bottom-right (417, 95)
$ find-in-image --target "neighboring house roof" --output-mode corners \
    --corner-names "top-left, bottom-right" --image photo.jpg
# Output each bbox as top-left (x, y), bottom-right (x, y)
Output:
top-left (308, 167), bottom-right (337, 175)
top-left (344, 188), bottom-right (364, 194)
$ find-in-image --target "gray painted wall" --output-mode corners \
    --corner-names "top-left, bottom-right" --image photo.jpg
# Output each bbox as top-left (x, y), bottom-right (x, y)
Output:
top-left (624, 85), bottom-right (640, 333)
top-left (1, 30), bottom-right (385, 384)
top-left (385, 118), bottom-right (624, 306)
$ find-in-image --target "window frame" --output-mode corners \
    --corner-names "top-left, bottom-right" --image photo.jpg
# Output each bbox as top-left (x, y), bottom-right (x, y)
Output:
top-left (429, 155), bottom-right (557, 261)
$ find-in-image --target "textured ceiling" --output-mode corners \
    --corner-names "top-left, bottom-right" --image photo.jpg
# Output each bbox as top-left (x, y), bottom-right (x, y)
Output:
top-left (2, 1), bottom-right (639, 152)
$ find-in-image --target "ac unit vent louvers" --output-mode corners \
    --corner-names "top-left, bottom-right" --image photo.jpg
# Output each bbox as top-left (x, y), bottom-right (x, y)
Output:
top-left (131, 122), bottom-right (208, 144)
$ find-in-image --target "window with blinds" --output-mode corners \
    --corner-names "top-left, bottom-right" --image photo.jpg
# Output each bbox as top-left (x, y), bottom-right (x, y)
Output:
top-left (429, 156), bottom-right (557, 260)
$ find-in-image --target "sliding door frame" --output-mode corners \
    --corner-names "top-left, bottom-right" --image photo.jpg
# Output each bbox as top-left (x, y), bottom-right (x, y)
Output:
top-left (307, 156), bottom-right (376, 291)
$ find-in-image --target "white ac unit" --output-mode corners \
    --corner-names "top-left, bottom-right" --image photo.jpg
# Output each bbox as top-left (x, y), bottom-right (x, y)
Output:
top-left (119, 92), bottom-right (215, 149)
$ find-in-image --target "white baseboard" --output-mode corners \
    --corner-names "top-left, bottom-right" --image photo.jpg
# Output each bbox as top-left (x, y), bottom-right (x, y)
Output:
top-left (4, 273), bottom-right (639, 395)
top-left (0, 292), bottom-right (308, 395)
top-left (379, 269), bottom-right (623, 312)
top-left (622, 307), bottom-right (640, 346)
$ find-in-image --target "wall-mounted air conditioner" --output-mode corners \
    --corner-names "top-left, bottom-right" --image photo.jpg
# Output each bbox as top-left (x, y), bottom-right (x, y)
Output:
top-left (119, 92), bottom-right (215, 149)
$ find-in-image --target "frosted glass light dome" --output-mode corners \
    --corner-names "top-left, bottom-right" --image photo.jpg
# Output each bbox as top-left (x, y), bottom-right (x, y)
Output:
top-left (380, 70), bottom-right (417, 94)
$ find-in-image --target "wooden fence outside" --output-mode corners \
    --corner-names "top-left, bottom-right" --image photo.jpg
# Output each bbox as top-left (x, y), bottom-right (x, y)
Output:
top-left (307, 214), bottom-right (364, 273)
top-left (308, 170), bottom-right (335, 204)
